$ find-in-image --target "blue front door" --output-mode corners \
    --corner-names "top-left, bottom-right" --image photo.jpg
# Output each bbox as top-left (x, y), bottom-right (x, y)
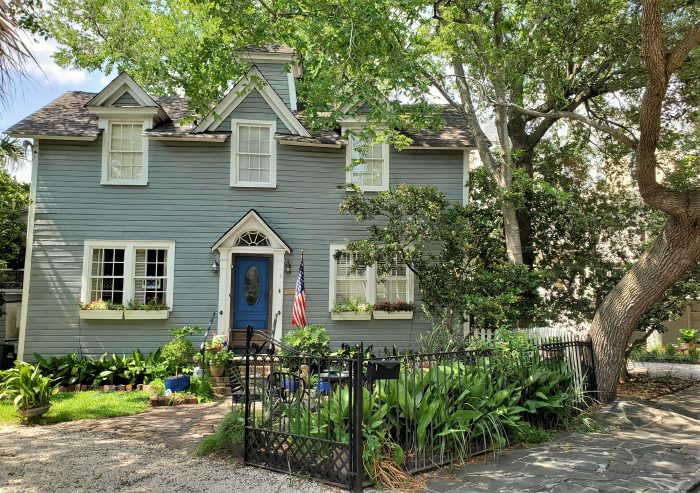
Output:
top-left (233, 256), bottom-right (270, 331)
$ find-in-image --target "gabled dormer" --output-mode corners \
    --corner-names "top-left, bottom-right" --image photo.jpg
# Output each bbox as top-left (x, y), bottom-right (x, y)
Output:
top-left (86, 73), bottom-right (168, 186)
top-left (242, 44), bottom-right (302, 112)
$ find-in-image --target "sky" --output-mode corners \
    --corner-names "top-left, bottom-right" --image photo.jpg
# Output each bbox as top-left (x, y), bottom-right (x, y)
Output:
top-left (1, 38), bottom-right (109, 183)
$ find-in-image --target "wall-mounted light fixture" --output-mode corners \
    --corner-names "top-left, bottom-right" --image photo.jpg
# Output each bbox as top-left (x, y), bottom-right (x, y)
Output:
top-left (212, 260), bottom-right (220, 274)
top-left (285, 259), bottom-right (292, 274)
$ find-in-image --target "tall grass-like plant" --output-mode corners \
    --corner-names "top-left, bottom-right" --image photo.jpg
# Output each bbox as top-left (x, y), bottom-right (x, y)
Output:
top-left (0, 362), bottom-right (55, 410)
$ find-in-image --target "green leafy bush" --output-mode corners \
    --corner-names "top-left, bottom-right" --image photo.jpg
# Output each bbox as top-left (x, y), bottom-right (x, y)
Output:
top-left (146, 378), bottom-right (166, 397)
top-left (281, 325), bottom-right (331, 356)
top-left (189, 376), bottom-right (214, 402)
top-left (162, 326), bottom-right (203, 375)
top-left (33, 349), bottom-right (168, 387)
top-left (206, 349), bottom-right (233, 368)
top-left (0, 362), bottom-right (55, 410)
top-left (196, 408), bottom-right (245, 456)
top-left (679, 328), bottom-right (698, 344)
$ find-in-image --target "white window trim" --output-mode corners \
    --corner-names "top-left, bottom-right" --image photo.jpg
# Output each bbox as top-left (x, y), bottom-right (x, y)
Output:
top-left (230, 119), bottom-right (277, 188)
top-left (100, 118), bottom-right (150, 186)
top-left (345, 135), bottom-right (390, 192)
top-left (80, 240), bottom-right (175, 309)
top-left (328, 244), bottom-right (413, 313)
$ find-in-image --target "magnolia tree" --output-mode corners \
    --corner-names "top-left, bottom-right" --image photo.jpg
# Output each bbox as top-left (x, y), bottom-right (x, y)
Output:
top-left (38, 0), bottom-right (700, 399)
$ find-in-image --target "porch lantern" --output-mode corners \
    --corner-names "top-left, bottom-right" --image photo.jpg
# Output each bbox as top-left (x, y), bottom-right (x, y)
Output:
top-left (212, 260), bottom-right (220, 274)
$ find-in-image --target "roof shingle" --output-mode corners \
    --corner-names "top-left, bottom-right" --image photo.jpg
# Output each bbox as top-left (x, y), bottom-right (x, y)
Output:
top-left (6, 91), bottom-right (474, 148)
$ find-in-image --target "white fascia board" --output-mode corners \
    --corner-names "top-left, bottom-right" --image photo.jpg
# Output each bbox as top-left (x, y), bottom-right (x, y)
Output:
top-left (194, 67), bottom-right (309, 137)
top-left (86, 72), bottom-right (160, 108)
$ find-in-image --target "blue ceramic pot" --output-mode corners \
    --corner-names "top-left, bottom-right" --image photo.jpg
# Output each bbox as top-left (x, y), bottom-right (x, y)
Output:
top-left (165, 375), bottom-right (190, 392)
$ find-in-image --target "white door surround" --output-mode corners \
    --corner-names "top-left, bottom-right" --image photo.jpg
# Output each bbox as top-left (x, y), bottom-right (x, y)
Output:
top-left (211, 210), bottom-right (290, 341)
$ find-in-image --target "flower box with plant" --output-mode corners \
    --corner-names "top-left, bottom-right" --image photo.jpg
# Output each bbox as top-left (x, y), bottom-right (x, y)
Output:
top-left (372, 301), bottom-right (415, 320)
top-left (207, 349), bottom-right (234, 377)
top-left (161, 325), bottom-right (202, 392)
top-left (78, 300), bottom-right (124, 319)
top-left (0, 362), bottom-right (56, 421)
top-left (331, 298), bottom-right (372, 321)
top-left (123, 298), bottom-right (170, 320)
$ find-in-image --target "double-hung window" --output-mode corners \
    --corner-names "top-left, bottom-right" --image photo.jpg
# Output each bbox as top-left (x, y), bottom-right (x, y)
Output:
top-left (82, 241), bottom-right (175, 308)
top-left (102, 121), bottom-right (148, 185)
top-left (329, 245), bottom-right (413, 318)
top-left (231, 120), bottom-right (277, 188)
top-left (346, 135), bottom-right (389, 191)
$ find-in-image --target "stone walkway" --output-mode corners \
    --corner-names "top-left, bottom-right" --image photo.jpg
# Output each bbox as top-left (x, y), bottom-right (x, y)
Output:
top-left (419, 385), bottom-right (700, 493)
top-left (53, 400), bottom-right (231, 448)
top-left (628, 361), bottom-right (700, 380)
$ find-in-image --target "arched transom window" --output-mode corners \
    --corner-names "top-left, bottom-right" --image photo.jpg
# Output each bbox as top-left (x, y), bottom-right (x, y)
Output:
top-left (235, 231), bottom-right (270, 247)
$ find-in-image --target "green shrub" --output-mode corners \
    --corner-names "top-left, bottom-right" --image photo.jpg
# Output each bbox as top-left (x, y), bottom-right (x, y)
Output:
top-left (189, 377), bottom-right (214, 402)
top-left (679, 328), bottom-right (698, 344)
top-left (665, 343), bottom-right (677, 356)
top-left (146, 378), bottom-right (165, 397)
top-left (161, 326), bottom-right (203, 375)
top-left (196, 408), bottom-right (245, 456)
top-left (281, 325), bottom-right (331, 356)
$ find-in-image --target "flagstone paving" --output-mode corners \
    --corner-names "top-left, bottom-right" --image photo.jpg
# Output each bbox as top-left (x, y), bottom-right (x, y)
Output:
top-left (418, 385), bottom-right (700, 493)
top-left (52, 400), bottom-right (232, 448)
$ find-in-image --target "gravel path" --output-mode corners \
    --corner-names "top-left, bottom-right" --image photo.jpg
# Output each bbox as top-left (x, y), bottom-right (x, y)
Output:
top-left (0, 424), bottom-right (333, 493)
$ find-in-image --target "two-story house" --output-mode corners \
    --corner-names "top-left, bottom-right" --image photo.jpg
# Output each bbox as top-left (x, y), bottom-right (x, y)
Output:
top-left (6, 45), bottom-right (475, 360)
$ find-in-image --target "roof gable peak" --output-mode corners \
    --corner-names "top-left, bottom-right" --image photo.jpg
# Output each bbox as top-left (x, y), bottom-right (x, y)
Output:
top-left (194, 66), bottom-right (309, 137)
top-left (86, 72), bottom-right (160, 108)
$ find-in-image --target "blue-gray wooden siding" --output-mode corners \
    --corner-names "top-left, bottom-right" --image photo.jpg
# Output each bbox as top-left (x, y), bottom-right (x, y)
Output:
top-left (22, 92), bottom-right (465, 358)
top-left (112, 92), bottom-right (139, 106)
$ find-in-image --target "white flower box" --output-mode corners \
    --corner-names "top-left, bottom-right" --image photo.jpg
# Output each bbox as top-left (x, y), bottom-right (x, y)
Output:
top-left (330, 311), bottom-right (372, 321)
top-left (79, 310), bottom-right (124, 320)
top-left (124, 310), bottom-right (170, 320)
top-left (373, 310), bottom-right (414, 320)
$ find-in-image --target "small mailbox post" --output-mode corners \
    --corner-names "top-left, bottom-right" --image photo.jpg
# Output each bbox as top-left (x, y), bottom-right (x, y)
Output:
top-left (366, 359), bottom-right (401, 383)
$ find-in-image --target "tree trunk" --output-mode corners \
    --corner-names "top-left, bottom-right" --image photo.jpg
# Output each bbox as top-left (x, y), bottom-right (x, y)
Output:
top-left (590, 216), bottom-right (700, 402)
top-left (503, 201), bottom-right (524, 264)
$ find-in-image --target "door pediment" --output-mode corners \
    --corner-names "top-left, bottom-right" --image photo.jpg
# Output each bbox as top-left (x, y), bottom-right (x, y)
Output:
top-left (211, 209), bottom-right (291, 252)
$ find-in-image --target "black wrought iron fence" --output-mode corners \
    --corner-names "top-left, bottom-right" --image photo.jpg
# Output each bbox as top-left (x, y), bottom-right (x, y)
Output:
top-left (242, 331), bottom-right (596, 491)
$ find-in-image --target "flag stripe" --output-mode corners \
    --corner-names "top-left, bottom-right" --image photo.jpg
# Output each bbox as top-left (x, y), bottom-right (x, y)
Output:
top-left (292, 259), bottom-right (306, 327)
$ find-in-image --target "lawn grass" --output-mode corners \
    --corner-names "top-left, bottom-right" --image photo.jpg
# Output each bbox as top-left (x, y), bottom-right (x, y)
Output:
top-left (0, 391), bottom-right (150, 425)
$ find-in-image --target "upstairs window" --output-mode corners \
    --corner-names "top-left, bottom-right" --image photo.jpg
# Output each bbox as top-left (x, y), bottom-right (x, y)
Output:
top-left (347, 136), bottom-right (389, 191)
top-left (101, 121), bottom-right (148, 185)
top-left (231, 120), bottom-right (277, 188)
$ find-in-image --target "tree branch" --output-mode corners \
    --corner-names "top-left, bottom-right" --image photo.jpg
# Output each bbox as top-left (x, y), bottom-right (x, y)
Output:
top-left (497, 101), bottom-right (638, 149)
top-left (666, 20), bottom-right (700, 75)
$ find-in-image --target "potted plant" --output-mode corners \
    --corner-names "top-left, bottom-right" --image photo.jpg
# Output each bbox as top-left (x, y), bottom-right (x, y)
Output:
top-left (330, 298), bottom-right (372, 321)
top-left (123, 298), bottom-right (170, 320)
top-left (678, 328), bottom-right (699, 353)
top-left (206, 335), bottom-right (227, 352)
top-left (0, 362), bottom-right (55, 421)
top-left (161, 326), bottom-right (202, 392)
top-left (372, 301), bottom-right (415, 320)
top-left (78, 299), bottom-right (124, 319)
top-left (208, 349), bottom-right (233, 377)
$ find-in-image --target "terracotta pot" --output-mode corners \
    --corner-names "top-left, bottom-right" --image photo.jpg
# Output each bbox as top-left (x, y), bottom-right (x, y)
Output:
top-left (209, 364), bottom-right (225, 377)
top-left (124, 384), bottom-right (133, 391)
top-left (18, 403), bottom-right (51, 419)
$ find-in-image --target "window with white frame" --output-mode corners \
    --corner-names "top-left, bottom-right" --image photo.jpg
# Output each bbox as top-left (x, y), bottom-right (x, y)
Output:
top-left (346, 135), bottom-right (389, 191)
top-left (102, 121), bottom-right (147, 185)
top-left (329, 245), bottom-right (413, 311)
top-left (376, 257), bottom-right (409, 303)
top-left (83, 241), bottom-right (174, 308)
top-left (231, 121), bottom-right (276, 187)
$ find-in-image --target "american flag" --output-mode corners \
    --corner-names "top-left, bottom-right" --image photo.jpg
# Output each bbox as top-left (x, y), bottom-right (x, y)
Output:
top-left (292, 254), bottom-right (307, 327)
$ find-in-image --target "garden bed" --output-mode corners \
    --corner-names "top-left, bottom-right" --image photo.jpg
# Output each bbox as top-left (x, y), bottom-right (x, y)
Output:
top-left (617, 375), bottom-right (697, 401)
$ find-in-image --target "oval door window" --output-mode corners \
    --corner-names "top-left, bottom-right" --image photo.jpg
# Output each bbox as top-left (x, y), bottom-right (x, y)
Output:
top-left (244, 266), bottom-right (261, 306)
